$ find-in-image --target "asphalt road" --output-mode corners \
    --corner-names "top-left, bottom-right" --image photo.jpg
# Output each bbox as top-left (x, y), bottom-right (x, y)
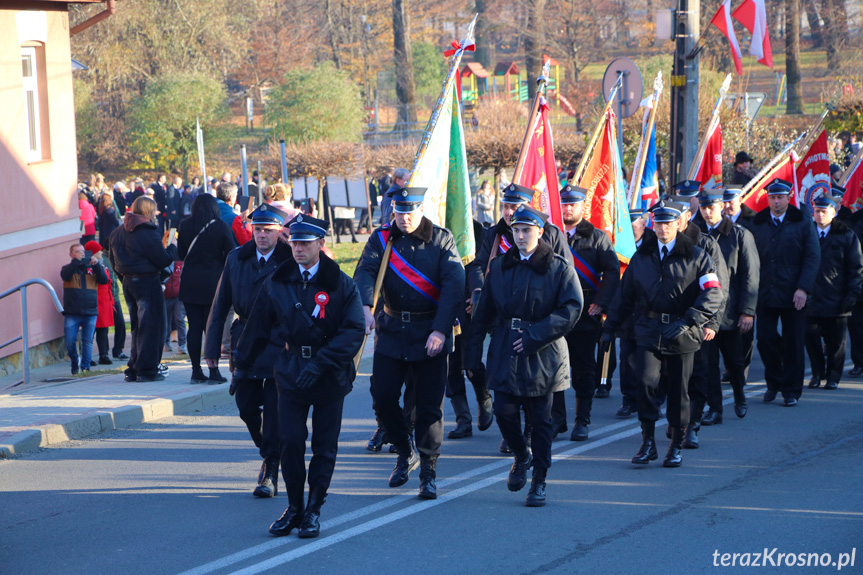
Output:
top-left (2, 357), bottom-right (862, 575)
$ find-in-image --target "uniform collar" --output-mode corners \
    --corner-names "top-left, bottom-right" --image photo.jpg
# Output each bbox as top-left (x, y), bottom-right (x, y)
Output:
top-left (298, 259), bottom-right (321, 279)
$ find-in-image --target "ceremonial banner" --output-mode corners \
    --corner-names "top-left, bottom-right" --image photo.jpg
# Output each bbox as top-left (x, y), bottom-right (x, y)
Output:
top-left (579, 110), bottom-right (637, 264)
top-left (840, 152), bottom-right (863, 211)
top-left (795, 130), bottom-right (831, 209)
top-left (733, 0), bottom-right (773, 68)
top-left (742, 152), bottom-right (798, 212)
top-left (711, 0), bottom-right (743, 75)
top-left (516, 97), bottom-right (564, 229)
top-left (692, 120), bottom-right (723, 189)
top-left (638, 122), bottom-right (660, 209)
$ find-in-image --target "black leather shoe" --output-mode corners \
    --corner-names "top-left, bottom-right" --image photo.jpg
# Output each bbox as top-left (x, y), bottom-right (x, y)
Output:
top-left (824, 381), bottom-right (839, 390)
top-left (477, 395), bottom-right (494, 431)
top-left (447, 420), bottom-right (472, 439)
top-left (366, 428), bottom-right (385, 452)
top-left (701, 410), bottom-right (722, 426)
top-left (418, 456), bottom-right (438, 500)
top-left (253, 458), bottom-right (279, 498)
top-left (594, 387), bottom-right (610, 399)
top-left (507, 449), bottom-right (533, 492)
top-left (552, 420), bottom-right (568, 439)
top-left (499, 438), bottom-right (512, 454)
top-left (850, 366), bottom-right (863, 377)
top-left (113, 352), bottom-right (129, 360)
top-left (615, 404), bottom-right (634, 418)
top-left (783, 397), bottom-right (798, 407)
top-left (525, 469), bottom-right (547, 507)
top-left (632, 438), bottom-right (658, 465)
top-left (663, 446), bottom-right (683, 467)
top-left (298, 508), bottom-right (321, 538)
top-left (269, 505), bottom-right (303, 536)
top-left (763, 389), bottom-right (778, 403)
top-left (808, 375), bottom-right (822, 389)
top-left (136, 374), bottom-right (166, 382)
top-left (570, 422), bottom-right (589, 442)
top-left (682, 425), bottom-right (699, 449)
top-left (98, 356), bottom-right (113, 365)
top-left (734, 402), bottom-right (748, 418)
top-left (388, 448), bottom-right (419, 487)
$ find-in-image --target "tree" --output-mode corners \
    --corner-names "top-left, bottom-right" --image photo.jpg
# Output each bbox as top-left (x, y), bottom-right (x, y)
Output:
top-left (821, 0), bottom-right (843, 69)
top-left (412, 42), bottom-right (448, 103)
top-left (785, 0), bottom-right (805, 115)
top-left (265, 63), bottom-right (364, 143)
top-left (393, 0), bottom-right (418, 127)
top-left (127, 73), bottom-right (228, 175)
top-left (73, 77), bottom-right (100, 167)
top-left (523, 0), bottom-right (546, 100)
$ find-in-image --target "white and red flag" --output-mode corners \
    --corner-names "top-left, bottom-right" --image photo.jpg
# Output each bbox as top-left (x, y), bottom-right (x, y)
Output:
top-left (733, 0), bottom-right (773, 68)
top-left (711, 0), bottom-right (743, 75)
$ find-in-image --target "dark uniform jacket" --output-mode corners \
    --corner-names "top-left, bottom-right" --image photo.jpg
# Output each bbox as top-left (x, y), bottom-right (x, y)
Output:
top-left (177, 217), bottom-right (236, 306)
top-left (750, 205), bottom-right (820, 310)
top-left (695, 215), bottom-right (760, 330)
top-left (61, 258), bottom-right (109, 316)
top-left (564, 219), bottom-right (620, 331)
top-left (467, 241), bottom-right (583, 397)
top-left (683, 223), bottom-right (729, 331)
top-left (605, 232), bottom-right (723, 355)
top-left (109, 213), bottom-right (173, 277)
top-left (234, 253), bottom-right (365, 402)
top-left (849, 208), bottom-right (863, 239)
top-left (808, 219), bottom-right (863, 317)
top-left (354, 217), bottom-right (465, 362)
top-left (205, 240), bottom-right (292, 379)
top-left (731, 204), bottom-right (757, 231)
top-left (836, 204), bottom-right (853, 225)
top-left (467, 217), bottom-right (574, 292)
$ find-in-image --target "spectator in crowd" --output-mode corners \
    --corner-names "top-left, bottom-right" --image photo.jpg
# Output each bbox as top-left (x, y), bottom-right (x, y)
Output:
top-left (475, 179), bottom-right (495, 226)
top-left (190, 176), bottom-right (203, 196)
top-left (165, 176), bottom-right (183, 230)
top-left (79, 191), bottom-right (97, 245)
top-left (831, 164), bottom-right (843, 184)
top-left (163, 240), bottom-right (187, 355)
top-left (100, 238), bottom-right (127, 361)
top-left (83, 240), bottom-right (116, 366)
top-left (149, 174), bottom-right (169, 233)
top-left (334, 206), bottom-right (358, 243)
top-left (61, 243), bottom-right (109, 374)
top-left (215, 181), bottom-right (253, 245)
top-left (109, 196), bottom-right (174, 382)
top-left (126, 179), bottom-right (145, 207)
top-left (732, 152), bottom-right (755, 186)
top-left (97, 193), bottom-right (121, 253)
top-left (113, 181), bottom-right (129, 216)
top-left (379, 167), bottom-right (410, 224)
top-left (179, 184), bottom-right (195, 222)
top-left (178, 194), bottom-right (236, 383)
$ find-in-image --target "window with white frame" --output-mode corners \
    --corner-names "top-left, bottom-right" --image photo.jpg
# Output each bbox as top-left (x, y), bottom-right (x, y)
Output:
top-left (21, 46), bottom-right (41, 161)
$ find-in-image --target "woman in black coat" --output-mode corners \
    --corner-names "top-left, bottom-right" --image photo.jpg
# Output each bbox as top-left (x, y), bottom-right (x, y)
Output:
top-left (97, 192), bottom-right (121, 253)
top-left (178, 194), bottom-right (236, 382)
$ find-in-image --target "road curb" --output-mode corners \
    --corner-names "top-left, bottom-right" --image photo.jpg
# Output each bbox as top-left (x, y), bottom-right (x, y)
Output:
top-left (0, 384), bottom-right (233, 458)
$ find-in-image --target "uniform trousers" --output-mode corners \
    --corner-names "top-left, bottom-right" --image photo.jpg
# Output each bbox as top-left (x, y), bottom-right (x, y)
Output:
top-left (236, 378), bottom-right (280, 460)
top-left (636, 347), bottom-right (694, 429)
top-left (618, 336), bottom-right (639, 409)
top-left (278, 391), bottom-right (345, 502)
top-left (756, 307), bottom-right (807, 399)
top-left (552, 326), bottom-right (599, 425)
top-left (805, 316), bottom-right (849, 383)
top-left (371, 353), bottom-right (446, 457)
top-left (446, 333), bottom-right (487, 398)
top-left (714, 329), bottom-right (748, 407)
top-left (849, 300), bottom-right (863, 368)
top-left (686, 344), bottom-right (710, 423)
top-left (494, 389), bottom-right (554, 470)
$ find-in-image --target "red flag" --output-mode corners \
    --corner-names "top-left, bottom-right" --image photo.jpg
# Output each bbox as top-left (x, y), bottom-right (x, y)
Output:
top-left (732, 0), bottom-right (773, 68)
top-left (711, 0), bottom-right (743, 75)
top-left (693, 121), bottom-right (724, 189)
top-left (517, 98), bottom-right (564, 229)
top-left (795, 130), bottom-right (832, 209)
top-left (742, 153), bottom-right (798, 212)
top-left (841, 158), bottom-right (863, 211)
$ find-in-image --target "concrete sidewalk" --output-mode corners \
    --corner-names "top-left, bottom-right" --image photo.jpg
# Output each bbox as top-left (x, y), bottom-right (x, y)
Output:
top-left (0, 343), bottom-right (375, 458)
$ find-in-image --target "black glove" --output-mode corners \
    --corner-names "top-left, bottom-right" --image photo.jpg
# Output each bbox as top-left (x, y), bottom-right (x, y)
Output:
top-left (662, 320), bottom-right (690, 341)
top-left (842, 297), bottom-right (857, 314)
top-left (229, 369), bottom-right (248, 396)
top-left (599, 331), bottom-right (614, 353)
top-left (295, 364), bottom-right (321, 389)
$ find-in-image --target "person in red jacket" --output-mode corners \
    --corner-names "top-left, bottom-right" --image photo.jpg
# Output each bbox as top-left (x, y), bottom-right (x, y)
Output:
top-left (84, 241), bottom-right (115, 365)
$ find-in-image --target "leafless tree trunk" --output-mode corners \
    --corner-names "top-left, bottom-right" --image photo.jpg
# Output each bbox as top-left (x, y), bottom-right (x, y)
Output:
top-left (821, 0), bottom-right (841, 68)
top-left (786, 0), bottom-right (805, 114)
top-left (805, 0), bottom-right (823, 46)
top-left (524, 0), bottom-right (545, 100)
top-left (393, 0), bottom-right (418, 128)
top-left (474, 0), bottom-right (492, 68)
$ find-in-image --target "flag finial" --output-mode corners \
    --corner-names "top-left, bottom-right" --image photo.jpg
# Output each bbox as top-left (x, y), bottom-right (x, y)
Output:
top-left (653, 70), bottom-right (663, 93)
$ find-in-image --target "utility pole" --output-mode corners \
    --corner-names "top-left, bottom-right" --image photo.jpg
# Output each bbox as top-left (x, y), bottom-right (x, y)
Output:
top-left (669, 0), bottom-right (700, 184)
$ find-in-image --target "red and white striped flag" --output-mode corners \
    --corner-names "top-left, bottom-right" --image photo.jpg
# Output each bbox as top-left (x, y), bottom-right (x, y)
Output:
top-left (711, 0), bottom-right (743, 75)
top-left (733, 0), bottom-right (773, 68)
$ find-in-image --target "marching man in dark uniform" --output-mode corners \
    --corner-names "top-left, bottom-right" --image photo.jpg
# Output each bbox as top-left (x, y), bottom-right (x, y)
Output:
top-left (604, 202), bottom-right (723, 468)
top-left (723, 188), bottom-right (757, 231)
top-left (749, 179), bottom-right (820, 407)
top-left (206, 205), bottom-right (292, 497)
top-left (550, 185), bottom-right (619, 441)
top-left (693, 190), bottom-right (760, 425)
top-left (354, 187), bottom-right (465, 499)
top-left (232, 215), bottom-right (365, 538)
top-left (805, 196), bottom-right (863, 390)
top-left (467, 205), bottom-right (582, 506)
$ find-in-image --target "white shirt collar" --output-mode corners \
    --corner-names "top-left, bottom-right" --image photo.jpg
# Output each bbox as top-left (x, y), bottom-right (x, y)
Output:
top-left (731, 210), bottom-right (741, 223)
top-left (256, 250), bottom-right (274, 263)
top-left (520, 251), bottom-right (533, 261)
top-left (658, 237), bottom-right (676, 259)
top-left (771, 211), bottom-right (787, 223)
top-left (818, 225), bottom-right (831, 236)
top-left (298, 259), bottom-right (321, 279)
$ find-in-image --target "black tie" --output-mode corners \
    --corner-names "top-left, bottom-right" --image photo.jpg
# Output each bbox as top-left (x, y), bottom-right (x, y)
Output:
top-left (259, 256), bottom-right (266, 267)
top-left (661, 245), bottom-right (669, 260)
top-left (820, 230), bottom-right (826, 240)
top-left (774, 217), bottom-right (781, 227)
top-left (709, 227), bottom-right (718, 237)
top-left (302, 270), bottom-right (310, 290)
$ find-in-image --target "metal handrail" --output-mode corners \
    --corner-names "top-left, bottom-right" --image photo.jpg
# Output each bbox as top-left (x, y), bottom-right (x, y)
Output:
top-left (0, 278), bottom-right (64, 385)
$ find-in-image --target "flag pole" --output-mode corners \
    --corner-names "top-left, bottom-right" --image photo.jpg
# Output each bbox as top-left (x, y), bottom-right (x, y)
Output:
top-left (838, 145), bottom-right (863, 187)
top-left (686, 74), bottom-right (732, 180)
top-left (571, 75), bottom-right (623, 186)
top-left (513, 60), bottom-right (551, 183)
top-left (740, 131), bottom-right (808, 201)
top-left (628, 71), bottom-right (663, 209)
top-left (794, 99), bottom-right (838, 159)
top-left (354, 15), bottom-right (477, 371)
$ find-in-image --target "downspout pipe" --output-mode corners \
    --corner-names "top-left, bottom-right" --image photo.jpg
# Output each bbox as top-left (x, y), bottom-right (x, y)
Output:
top-left (70, 0), bottom-right (116, 36)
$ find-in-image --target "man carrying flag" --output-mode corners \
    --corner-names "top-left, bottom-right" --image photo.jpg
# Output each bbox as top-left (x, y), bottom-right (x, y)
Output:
top-left (551, 184), bottom-right (620, 442)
